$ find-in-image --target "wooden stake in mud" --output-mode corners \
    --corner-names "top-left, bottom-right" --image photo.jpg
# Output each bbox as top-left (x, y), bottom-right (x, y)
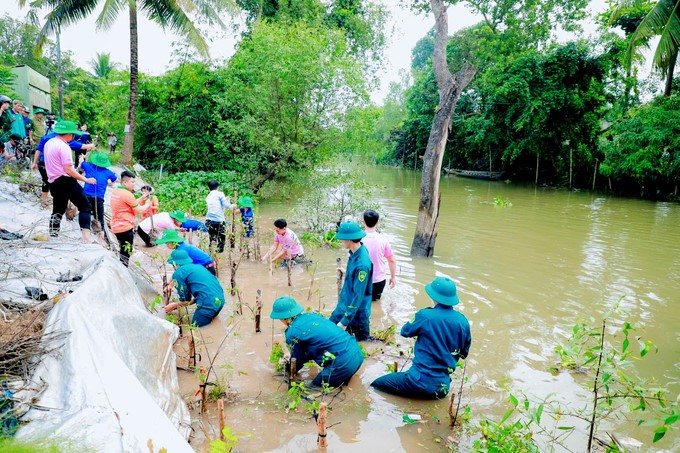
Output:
top-left (230, 255), bottom-right (238, 296)
top-left (162, 274), bottom-right (171, 306)
top-left (254, 220), bottom-right (261, 261)
top-left (448, 391), bottom-right (456, 428)
top-left (394, 361), bottom-right (398, 373)
top-left (317, 402), bottom-right (328, 448)
top-left (289, 357), bottom-right (297, 383)
top-left (336, 257), bottom-right (342, 297)
top-left (236, 290), bottom-right (243, 315)
top-left (218, 399), bottom-right (226, 440)
top-left (188, 330), bottom-right (197, 368)
top-left (230, 190), bottom-right (237, 249)
top-left (255, 289), bottom-right (262, 333)
top-left (287, 252), bottom-right (292, 287)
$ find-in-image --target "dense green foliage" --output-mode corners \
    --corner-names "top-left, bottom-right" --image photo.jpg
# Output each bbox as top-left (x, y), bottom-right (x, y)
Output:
top-left (599, 95), bottom-right (680, 197)
top-left (382, 1), bottom-right (679, 199)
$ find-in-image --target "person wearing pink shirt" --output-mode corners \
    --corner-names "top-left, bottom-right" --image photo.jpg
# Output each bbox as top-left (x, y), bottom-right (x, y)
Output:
top-left (261, 218), bottom-right (305, 263)
top-left (362, 210), bottom-right (396, 301)
top-left (43, 121), bottom-right (96, 243)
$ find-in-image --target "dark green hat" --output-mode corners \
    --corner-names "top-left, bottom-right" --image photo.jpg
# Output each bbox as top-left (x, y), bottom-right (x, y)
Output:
top-left (238, 196), bottom-right (254, 209)
top-left (89, 152), bottom-right (112, 168)
top-left (424, 277), bottom-right (460, 306)
top-left (270, 296), bottom-right (303, 320)
top-left (168, 210), bottom-right (188, 223)
top-left (167, 249), bottom-right (192, 266)
top-left (52, 120), bottom-right (79, 135)
top-left (33, 107), bottom-right (46, 115)
top-left (155, 229), bottom-right (185, 245)
top-left (334, 221), bottom-right (366, 240)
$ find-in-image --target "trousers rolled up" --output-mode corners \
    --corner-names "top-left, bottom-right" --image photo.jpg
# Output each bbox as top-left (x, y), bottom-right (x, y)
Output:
top-left (38, 163), bottom-right (50, 194)
top-left (49, 176), bottom-right (92, 236)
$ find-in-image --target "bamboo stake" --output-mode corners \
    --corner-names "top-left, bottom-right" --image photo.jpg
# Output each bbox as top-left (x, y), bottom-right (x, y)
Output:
top-left (236, 290), bottom-right (243, 315)
top-left (289, 357), bottom-right (297, 384)
top-left (336, 258), bottom-right (342, 297)
top-left (230, 256), bottom-right (237, 296)
top-left (255, 289), bottom-right (262, 333)
top-left (394, 361), bottom-right (398, 373)
top-left (317, 402), bottom-right (328, 448)
top-left (592, 159), bottom-right (598, 191)
top-left (230, 190), bottom-right (237, 249)
top-left (287, 252), bottom-right (292, 287)
top-left (448, 392), bottom-right (456, 428)
top-left (218, 399), bottom-right (226, 440)
top-left (188, 330), bottom-right (196, 368)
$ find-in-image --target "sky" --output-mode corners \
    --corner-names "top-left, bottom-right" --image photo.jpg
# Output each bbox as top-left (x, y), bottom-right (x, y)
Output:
top-left (1, 1), bottom-right (615, 103)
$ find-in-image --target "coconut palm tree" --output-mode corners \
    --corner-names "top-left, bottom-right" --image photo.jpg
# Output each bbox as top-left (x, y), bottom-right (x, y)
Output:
top-left (89, 52), bottom-right (117, 78)
top-left (20, 0), bottom-right (231, 165)
top-left (611, 0), bottom-right (680, 96)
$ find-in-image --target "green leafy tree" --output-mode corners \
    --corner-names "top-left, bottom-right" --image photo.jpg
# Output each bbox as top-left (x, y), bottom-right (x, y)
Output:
top-left (599, 95), bottom-right (680, 198)
top-left (216, 19), bottom-right (366, 192)
top-left (22, 0), bottom-right (231, 166)
top-left (610, 0), bottom-right (680, 96)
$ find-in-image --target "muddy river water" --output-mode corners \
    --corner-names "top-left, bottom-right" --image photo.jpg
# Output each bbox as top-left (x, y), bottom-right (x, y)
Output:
top-left (171, 166), bottom-right (680, 452)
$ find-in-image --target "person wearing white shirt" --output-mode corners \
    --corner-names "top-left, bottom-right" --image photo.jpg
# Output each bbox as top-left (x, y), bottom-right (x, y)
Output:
top-left (205, 179), bottom-right (235, 253)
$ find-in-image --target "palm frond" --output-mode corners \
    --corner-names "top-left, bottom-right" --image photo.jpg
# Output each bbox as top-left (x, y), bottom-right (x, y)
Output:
top-left (609, 0), bottom-right (648, 24)
top-left (627, 0), bottom-right (680, 71)
top-left (141, 0), bottom-right (212, 57)
top-left (95, 0), bottom-right (125, 30)
top-left (651, 0), bottom-right (680, 69)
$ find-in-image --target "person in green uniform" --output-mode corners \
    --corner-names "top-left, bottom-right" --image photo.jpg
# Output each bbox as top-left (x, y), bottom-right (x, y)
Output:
top-left (270, 296), bottom-right (364, 388)
top-left (371, 276), bottom-right (472, 399)
top-left (164, 249), bottom-right (225, 327)
top-left (329, 221), bottom-right (373, 341)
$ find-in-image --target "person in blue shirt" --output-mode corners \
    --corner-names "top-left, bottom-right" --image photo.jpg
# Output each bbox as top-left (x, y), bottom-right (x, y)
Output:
top-left (181, 219), bottom-right (208, 233)
top-left (329, 221), bottom-right (373, 341)
top-left (237, 196), bottom-right (255, 238)
top-left (270, 296), bottom-right (364, 388)
top-left (164, 249), bottom-right (225, 327)
top-left (32, 131), bottom-right (94, 207)
top-left (155, 229), bottom-right (216, 275)
top-left (371, 276), bottom-right (472, 399)
top-left (78, 152), bottom-right (117, 243)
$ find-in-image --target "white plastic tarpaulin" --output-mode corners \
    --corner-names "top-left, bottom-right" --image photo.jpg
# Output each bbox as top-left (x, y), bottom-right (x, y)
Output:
top-left (0, 180), bottom-right (192, 452)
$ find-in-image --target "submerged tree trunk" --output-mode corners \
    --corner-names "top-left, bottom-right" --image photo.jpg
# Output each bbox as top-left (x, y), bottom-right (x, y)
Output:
top-left (121, 5), bottom-right (139, 167)
top-left (411, 0), bottom-right (476, 257)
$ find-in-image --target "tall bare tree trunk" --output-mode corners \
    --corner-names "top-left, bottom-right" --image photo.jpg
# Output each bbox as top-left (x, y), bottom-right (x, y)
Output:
top-left (410, 0), bottom-right (476, 257)
top-left (122, 4), bottom-right (139, 167)
top-left (663, 50), bottom-right (677, 97)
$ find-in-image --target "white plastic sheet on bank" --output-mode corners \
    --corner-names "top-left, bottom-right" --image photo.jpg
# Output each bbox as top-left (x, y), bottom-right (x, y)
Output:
top-left (14, 257), bottom-right (193, 453)
top-left (0, 180), bottom-right (192, 452)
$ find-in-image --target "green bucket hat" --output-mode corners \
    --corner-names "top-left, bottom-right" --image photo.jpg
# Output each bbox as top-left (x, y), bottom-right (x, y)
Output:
top-left (33, 107), bottom-right (46, 115)
top-left (52, 120), bottom-right (80, 135)
top-left (167, 249), bottom-right (193, 266)
top-left (155, 229), bottom-right (185, 245)
top-left (424, 276), bottom-right (460, 306)
top-left (168, 210), bottom-right (188, 223)
top-left (334, 221), bottom-right (366, 240)
top-left (238, 196), bottom-right (254, 209)
top-left (89, 152), bottom-right (112, 168)
top-left (270, 296), bottom-right (304, 320)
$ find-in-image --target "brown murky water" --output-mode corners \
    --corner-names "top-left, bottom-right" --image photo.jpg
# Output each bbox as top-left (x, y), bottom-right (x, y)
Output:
top-left (168, 166), bottom-right (679, 452)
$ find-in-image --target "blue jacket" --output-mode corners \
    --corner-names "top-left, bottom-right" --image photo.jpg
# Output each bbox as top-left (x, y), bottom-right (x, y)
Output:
top-left (172, 263), bottom-right (224, 315)
top-left (36, 132), bottom-right (84, 162)
top-left (330, 245), bottom-right (373, 329)
top-left (285, 312), bottom-right (363, 373)
top-left (81, 162), bottom-right (117, 199)
top-left (404, 304), bottom-right (471, 378)
top-left (176, 242), bottom-right (213, 267)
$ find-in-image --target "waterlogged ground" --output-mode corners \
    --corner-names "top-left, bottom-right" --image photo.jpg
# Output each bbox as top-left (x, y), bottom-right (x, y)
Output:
top-left (142, 166), bottom-right (679, 452)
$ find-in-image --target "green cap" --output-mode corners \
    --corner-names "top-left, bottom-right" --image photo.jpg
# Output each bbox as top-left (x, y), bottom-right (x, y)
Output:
top-left (424, 277), bottom-right (460, 306)
top-left (52, 120), bottom-right (80, 135)
top-left (334, 221), bottom-right (366, 240)
top-left (168, 210), bottom-right (188, 223)
top-left (167, 249), bottom-right (192, 266)
top-left (270, 296), bottom-right (303, 320)
top-left (89, 152), bottom-right (112, 168)
top-left (155, 229), bottom-right (185, 245)
top-left (238, 196), bottom-right (254, 209)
